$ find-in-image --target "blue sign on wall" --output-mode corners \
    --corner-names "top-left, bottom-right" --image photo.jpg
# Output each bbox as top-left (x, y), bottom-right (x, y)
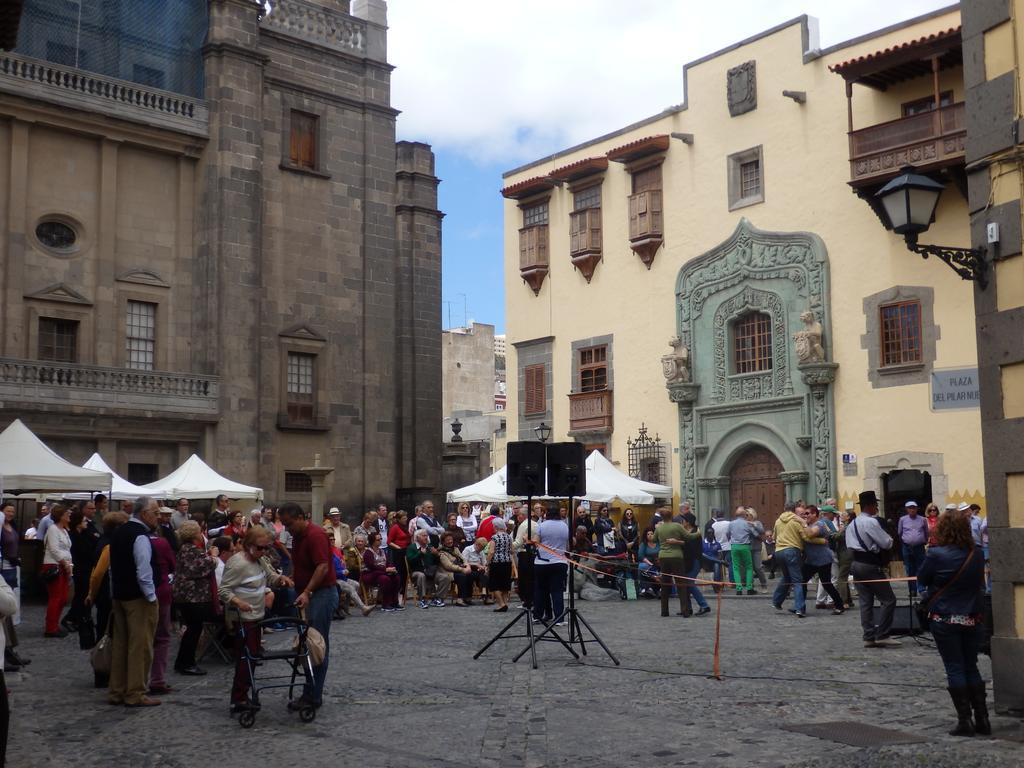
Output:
top-left (931, 367), bottom-right (981, 411)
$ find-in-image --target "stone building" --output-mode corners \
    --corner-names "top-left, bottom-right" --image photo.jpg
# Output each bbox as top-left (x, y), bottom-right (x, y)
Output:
top-left (0, 0), bottom-right (442, 513)
top-left (959, 0), bottom-right (1024, 716)
top-left (502, 6), bottom-right (983, 532)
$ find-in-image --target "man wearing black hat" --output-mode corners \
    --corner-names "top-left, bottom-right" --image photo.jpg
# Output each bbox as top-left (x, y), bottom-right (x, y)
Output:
top-left (845, 491), bottom-right (899, 648)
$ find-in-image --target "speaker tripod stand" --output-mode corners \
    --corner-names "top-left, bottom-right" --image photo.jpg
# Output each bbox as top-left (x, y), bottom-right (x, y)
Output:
top-left (516, 495), bottom-right (619, 666)
top-left (473, 497), bottom-right (579, 670)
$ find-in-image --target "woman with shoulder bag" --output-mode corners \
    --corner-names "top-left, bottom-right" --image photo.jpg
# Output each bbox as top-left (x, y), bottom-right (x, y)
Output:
top-left (42, 504), bottom-right (73, 638)
top-left (917, 511), bottom-right (988, 737)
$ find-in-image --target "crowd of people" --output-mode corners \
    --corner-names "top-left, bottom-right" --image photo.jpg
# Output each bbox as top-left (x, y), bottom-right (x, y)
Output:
top-left (0, 488), bottom-right (992, 738)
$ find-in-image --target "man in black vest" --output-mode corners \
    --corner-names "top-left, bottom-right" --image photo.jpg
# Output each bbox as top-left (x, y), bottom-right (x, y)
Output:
top-left (846, 490), bottom-right (899, 648)
top-left (108, 496), bottom-right (161, 707)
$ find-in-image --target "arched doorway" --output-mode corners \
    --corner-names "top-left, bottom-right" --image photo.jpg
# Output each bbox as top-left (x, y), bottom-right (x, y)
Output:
top-left (729, 446), bottom-right (785, 531)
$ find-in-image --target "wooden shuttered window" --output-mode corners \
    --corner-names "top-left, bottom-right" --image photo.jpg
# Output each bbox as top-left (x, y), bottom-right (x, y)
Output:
top-left (524, 363), bottom-right (546, 415)
top-left (579, 345), bottom-right (607, 392)
top-left (289, 111), bottom-right (318, 170)
top-left (569, 208), bottom-right (602, 256)
top-left (519, 224), bottom-right (549, 269)
top-left (628, 190), bottom-right (663, 240)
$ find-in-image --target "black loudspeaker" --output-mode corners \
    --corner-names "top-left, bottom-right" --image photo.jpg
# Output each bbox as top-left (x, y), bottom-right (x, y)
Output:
top-left (506, 441), bottom-right (547, 496)
top-left (874, 603), bottom-right (924, 636)
top-left (546, 441), bottom-right (586, 497)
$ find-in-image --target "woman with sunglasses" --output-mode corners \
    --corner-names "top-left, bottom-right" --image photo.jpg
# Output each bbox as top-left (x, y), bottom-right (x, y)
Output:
top-left (925, 503), bottom-right (941, 547)
top-left (219, 526), bottom-right (294, 714)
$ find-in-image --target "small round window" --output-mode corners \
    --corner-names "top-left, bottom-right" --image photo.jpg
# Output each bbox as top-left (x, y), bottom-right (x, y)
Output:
top-left (35, 220), bottom-right (78, 251)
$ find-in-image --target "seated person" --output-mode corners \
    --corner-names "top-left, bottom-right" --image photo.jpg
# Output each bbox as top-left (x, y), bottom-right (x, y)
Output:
top-left (406, 529), bottom-right (451, 609)
top-left (356, 533), bottom-right (400, 612)
top-left (637, 529), bottom-right (660, 597)
top-left (460, 537), bottom-right (490, 604)
top-left (331, 545), bottom-right (374, 617)
top-left (444, 513), bottom-right (467, 551)
top-left (438, 532), bottom-right (475, 607)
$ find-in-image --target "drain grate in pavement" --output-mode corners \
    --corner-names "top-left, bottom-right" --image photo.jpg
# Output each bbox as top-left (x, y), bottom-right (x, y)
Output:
top-left (782, 721), bottom-right (927, 747)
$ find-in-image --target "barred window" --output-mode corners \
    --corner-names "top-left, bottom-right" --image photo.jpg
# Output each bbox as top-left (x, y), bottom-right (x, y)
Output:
top-left (522, 202), bottom-right (548, 227)
top-left (286, 352), bottom-right (316, 422)
top-left (38, 317), bottom-right (78, 363)
top-left (573, 185), bottom-right (601, 211)
top-left (126, 301), bottom-right (156, 370)
top-left (284, 471), bottom-right (312, 494)
top-left (880, 301), bottom-right (922, 366)
top-left (733, 312), bottom-right (772, 374)
top-left (740, 159), bottom-right (761, 199)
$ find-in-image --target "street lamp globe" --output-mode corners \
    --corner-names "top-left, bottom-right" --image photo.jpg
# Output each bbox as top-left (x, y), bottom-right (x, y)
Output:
top-left (876, 166), bottom-right (945, 237)
top-left (534, 422), bottom-right (551, 443)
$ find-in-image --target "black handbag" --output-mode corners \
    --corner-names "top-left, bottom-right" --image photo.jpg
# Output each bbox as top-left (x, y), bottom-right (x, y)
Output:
top-left (78, 615), bottom-right (97, 650)
top-left (39, 564), bottom-right (60, 584)
top-left (916, 548), bottom-right (976, 627)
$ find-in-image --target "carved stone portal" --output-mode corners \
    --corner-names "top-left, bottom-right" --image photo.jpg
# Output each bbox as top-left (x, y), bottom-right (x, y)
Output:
top-left (727, 61), bottom-right (757, 117)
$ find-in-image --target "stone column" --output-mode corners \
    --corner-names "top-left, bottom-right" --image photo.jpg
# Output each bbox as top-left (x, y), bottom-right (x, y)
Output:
top-left (301, 455), bottom-right (334, 526)
top-left (779, 471), bottom-right (810, 505)
top-left (667, 382), bottom-right (700, 510)
top-left (799, 361), bottom-right (838, 501)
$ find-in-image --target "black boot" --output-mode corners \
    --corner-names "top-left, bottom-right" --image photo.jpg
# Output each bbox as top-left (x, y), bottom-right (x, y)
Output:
top-left (948, 687), bottom-right (975, 737)
top-left (6, 648), bottom-right (29, 666)
top-left (969, 683), bottom-right (991, 736)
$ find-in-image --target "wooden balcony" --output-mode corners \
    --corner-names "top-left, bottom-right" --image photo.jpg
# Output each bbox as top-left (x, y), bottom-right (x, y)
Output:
top-left (519, 224), bottom-right (549, 295)
top-left (627, 190), bottom-right (663, 269)
top-left (568, 389), bottom-right (613, 433)
top-left (569, 208), bottom-right (602, 282)
top-left (848, 102), bottom-right (965, 186)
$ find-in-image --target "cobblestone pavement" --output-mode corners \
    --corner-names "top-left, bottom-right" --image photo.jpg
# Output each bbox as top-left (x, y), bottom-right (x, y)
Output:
top-left (8, 590), bottom-right (1024, 768)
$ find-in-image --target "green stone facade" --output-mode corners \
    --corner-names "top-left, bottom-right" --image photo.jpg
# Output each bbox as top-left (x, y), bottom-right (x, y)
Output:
top-left (669, 219), bottom-right (837, 515)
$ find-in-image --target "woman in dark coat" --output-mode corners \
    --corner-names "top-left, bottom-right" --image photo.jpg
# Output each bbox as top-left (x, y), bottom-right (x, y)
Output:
top-left (917, 511), bottom-right (988, 736)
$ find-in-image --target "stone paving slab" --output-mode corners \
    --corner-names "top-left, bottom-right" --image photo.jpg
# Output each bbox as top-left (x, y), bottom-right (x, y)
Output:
top-left (7, 592), bottom-right (1024, 768)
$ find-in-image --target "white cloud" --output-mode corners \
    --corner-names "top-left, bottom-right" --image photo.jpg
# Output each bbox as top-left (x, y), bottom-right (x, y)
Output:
top-left (387, 0), bottom-right (953, 165)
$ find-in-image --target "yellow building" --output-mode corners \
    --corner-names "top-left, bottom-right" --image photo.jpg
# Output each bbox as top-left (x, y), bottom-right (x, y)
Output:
top-left (502, 7), bottom-right (982, 533)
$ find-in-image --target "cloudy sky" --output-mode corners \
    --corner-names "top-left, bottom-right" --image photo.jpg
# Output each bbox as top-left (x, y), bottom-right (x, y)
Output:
top-left (386, 0), bottom-right (953, 333)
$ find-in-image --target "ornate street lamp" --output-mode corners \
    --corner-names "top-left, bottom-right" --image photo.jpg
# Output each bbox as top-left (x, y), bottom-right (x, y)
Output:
top-left (875, 166), bottom-right (987, 289)
top-left (534, 422), bottom-right (551, 443)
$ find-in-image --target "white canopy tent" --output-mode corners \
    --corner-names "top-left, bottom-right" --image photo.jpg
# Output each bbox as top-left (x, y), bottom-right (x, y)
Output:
top-left (446, 450), bottom-right (673, 505)
top-left (446, 465), bottom-right (518, 503)
top-left (64, 453), bottom-right (163, 501)
top-left (140, 454), bottom-right (262, 501)
top-left (0, 419), bottom-right (111, 493)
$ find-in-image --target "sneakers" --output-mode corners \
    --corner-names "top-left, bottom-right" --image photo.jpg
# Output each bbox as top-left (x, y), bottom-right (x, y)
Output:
top-left (772, 603), bottom-right (783, 611)
top-left (696, 606), bottom-right (711, 615)
top-left (832, 608), bottom-right (845, 615)
top-left (418, 600), bottom-right (429, 609)
top-left (394, 604), bottom-right (406, 611)
top-left (788, 609), bottom-right (805, 618)
top-left (746, 589), bottom-right (757, 596)
top-left (430, 599), bottom-right (446, 607)
top-left (380, 606), bottom-right (396, 613)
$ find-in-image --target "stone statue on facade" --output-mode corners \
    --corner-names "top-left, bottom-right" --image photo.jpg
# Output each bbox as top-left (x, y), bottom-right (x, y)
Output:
top-left (793, 310), bottom-right (825, 363)
top-left (662, 336), bottom-right (691, 384)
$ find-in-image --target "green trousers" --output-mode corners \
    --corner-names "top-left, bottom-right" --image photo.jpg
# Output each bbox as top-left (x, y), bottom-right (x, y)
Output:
top-left (731, 543), bottom-right (754, 592)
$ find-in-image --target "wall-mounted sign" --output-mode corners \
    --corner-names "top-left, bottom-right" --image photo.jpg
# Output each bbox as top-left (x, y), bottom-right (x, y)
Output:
top-left (931, 367), bottom-right (981, 411)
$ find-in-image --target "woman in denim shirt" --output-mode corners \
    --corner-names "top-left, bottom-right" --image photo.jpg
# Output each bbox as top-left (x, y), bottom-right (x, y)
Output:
top-left (917, 512), bottom-right (988, 737)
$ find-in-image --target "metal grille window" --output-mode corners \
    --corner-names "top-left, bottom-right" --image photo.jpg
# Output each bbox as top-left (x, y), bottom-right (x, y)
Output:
top-left (740, 160), bottom-right (761, 199)
top-left (627, 424), bottom-right (667, 486)
top-left (880, 301), bottom-right (922, 366)
top-left (522, 202), bottom-right (548, 227)
top-left (126, 301), bottom-right (156, 370)
top-left (284, 471), bottom-right (312, 494)
top-left (38, 317), bottom-right (78, 363)
top-left (573, 186), bottom-right (601, 211)
top-left (35, 220), bottom-right (77, 250)
top-left (733, 312), bottom-right (773, 374)
top-left (579, 345), bottom-right (608, 392)
top-left (286, 352), bottom-right (316, 422)
top-left (289, 111), bottom-right (318, 170)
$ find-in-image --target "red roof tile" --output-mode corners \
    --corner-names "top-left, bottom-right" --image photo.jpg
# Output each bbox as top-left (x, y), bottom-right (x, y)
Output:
top-left (830, 26), bottom-right (960, 74)
top-left (606, 135), bottom-right (670, 163)
top-left (549, 156), bottom-right (609, 183)
top-left (501, 175), bottom-right (557, 200)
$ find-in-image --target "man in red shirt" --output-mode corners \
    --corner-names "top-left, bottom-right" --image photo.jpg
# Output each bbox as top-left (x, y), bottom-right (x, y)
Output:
top-left (279, 502), bottom-right (338, 710)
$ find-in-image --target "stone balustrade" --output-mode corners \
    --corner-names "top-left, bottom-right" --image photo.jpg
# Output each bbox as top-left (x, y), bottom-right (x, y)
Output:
top-left (261, 0), bottom-right (367, 56)
top-left (0, 52), bottom-right (209, 137)
top-left (0, 358), bottom-right (219, 420)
